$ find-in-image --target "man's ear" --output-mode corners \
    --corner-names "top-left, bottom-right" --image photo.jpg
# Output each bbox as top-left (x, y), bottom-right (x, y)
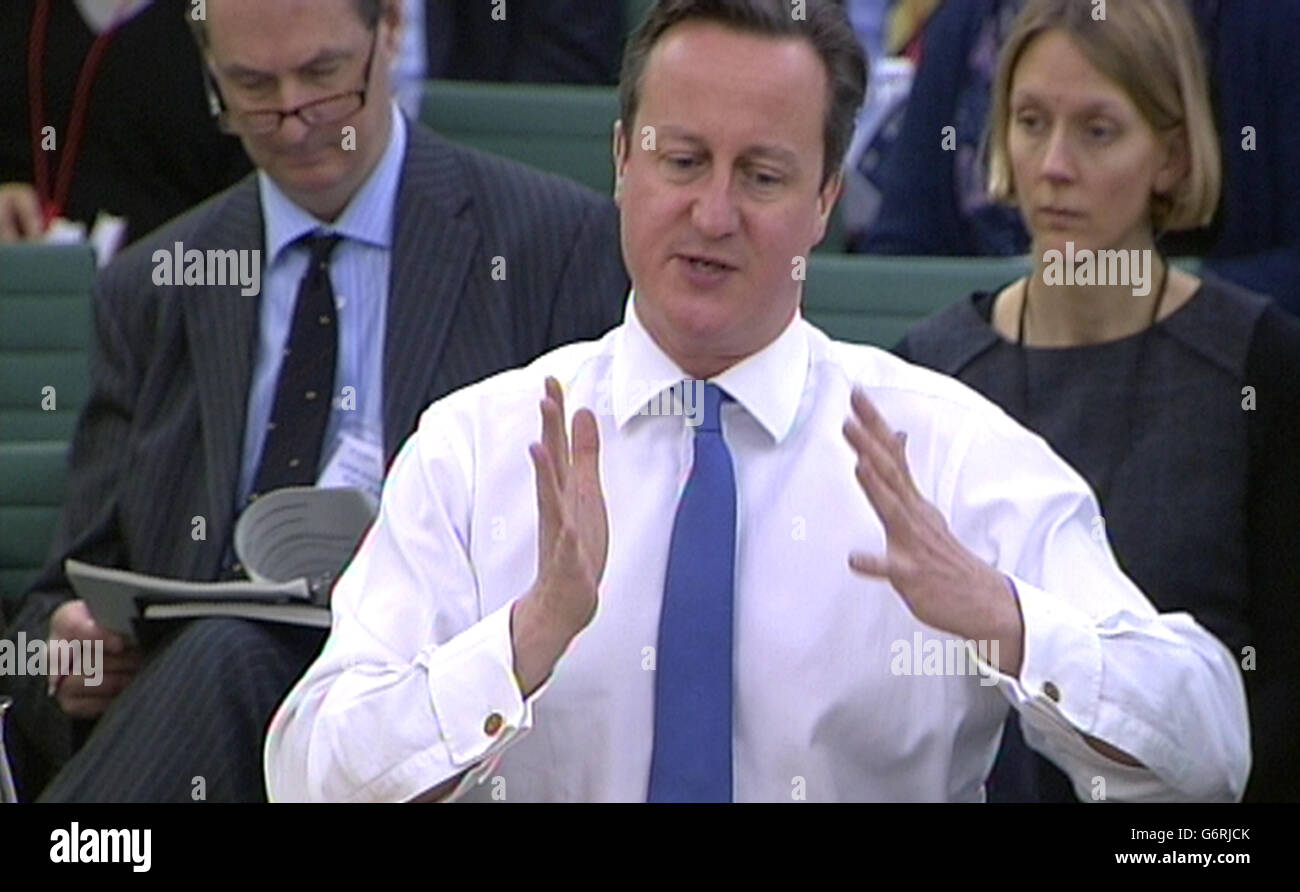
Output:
top-left (812, 170), bottom-right (844, 245)
top-left (612, 120), bottom-right (628, 203)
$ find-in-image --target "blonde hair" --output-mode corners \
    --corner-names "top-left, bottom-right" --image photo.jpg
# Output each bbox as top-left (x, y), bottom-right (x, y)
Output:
top-left (985, 0), bottom-right (1221, 233)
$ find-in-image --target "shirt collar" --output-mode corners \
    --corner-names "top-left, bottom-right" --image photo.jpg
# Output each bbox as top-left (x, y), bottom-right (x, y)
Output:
top-left (259, 101), bottom-right (407, 263)
top-left (610, 291), bottom-right (810, 443)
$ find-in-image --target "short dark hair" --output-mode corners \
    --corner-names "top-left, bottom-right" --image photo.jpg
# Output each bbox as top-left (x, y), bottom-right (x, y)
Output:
top-left (618, 0), bottom-right (867, 187)
top-left (186, 0), bottom-right (383, 49)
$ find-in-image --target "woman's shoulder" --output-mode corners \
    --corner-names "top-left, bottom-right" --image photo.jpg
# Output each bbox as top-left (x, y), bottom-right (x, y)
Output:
top-left (1160, 271), bottom-right (1275, 376)
top-left (1192, 270), bottom-right (1275, 313)
top-left (895, 289), bottom-right (1005, 373)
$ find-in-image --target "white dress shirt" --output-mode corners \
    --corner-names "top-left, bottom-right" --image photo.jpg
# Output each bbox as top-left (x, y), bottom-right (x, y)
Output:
top-left (265, 296), bottom-right (1250, 802)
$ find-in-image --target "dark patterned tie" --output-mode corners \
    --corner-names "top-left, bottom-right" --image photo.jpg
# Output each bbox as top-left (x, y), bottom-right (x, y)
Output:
top-left (247, 233), bottom-right (342, 503)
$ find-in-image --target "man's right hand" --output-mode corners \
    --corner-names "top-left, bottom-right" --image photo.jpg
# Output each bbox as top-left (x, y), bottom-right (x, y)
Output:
top-left (0, 183), bottom-right (45, 242)
top-left (510, 377), bottom-right (609, 698)
top-left (417, 379), bottom-right (607, 802)
top-left (48, 600), bottom-right (143, 719)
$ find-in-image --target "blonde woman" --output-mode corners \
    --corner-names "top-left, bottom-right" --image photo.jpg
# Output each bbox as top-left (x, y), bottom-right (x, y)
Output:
top-left (896, 0), bottom-right (1300, 802)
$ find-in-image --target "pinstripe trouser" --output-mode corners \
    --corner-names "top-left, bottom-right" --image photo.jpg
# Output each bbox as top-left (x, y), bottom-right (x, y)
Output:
top-left (38, 618), bottom-right (327, 802)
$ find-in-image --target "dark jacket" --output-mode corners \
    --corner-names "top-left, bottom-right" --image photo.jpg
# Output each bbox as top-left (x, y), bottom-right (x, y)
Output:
top-left (0, 120), bottom-right (630, 799)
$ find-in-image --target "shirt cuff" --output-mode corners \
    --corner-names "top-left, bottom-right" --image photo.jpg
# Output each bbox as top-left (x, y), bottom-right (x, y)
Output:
top-left (972, 574), bottom-right (1103, 738)
top-left (416, 599), bottom-right (552, 801)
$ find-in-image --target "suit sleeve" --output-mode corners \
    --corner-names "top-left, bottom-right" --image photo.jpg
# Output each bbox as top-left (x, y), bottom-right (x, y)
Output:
top-left (1242, 306), bottom-right (1300, 801)
top-left (1, 261), bottom-right (149, 793)
top-left (544, 195), bottom-right (628, 348)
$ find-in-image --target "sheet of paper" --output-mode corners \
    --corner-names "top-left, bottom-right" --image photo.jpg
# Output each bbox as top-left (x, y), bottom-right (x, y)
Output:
top-left (318, 432), bottom-right (384, 506)
top-left (89, 212), bottom-right (128, 267)
top-left (66, 558), bottom-right (312, 644)
top-left (41, 218), bottom-right (86, 245)
top-left (233, 486), bottom-right (377, 593)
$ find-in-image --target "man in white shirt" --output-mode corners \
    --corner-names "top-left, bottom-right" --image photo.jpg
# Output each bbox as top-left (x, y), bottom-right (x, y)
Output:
top-left (265, 0), bottom-right (1249, 802)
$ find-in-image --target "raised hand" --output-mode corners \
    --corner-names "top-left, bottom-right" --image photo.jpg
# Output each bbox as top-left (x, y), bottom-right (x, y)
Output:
top-left (841, 387), bottom-right (1022, 674)
top-left (510, 378), bottom-right (610, 697)
top-left (528, 376), bottom-right (609, 634)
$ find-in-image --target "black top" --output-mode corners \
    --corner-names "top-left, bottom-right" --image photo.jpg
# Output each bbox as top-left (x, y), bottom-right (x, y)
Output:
top-left (896, 274), bottom-right (1300, 802)
top-left (0, 0), bottom-right (251, 244)
top-left (426, 0), bottom-right (624, 85)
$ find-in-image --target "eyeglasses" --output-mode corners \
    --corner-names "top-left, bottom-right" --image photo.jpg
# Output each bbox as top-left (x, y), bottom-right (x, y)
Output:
top-left (203, 30), bottom-right (378, 135)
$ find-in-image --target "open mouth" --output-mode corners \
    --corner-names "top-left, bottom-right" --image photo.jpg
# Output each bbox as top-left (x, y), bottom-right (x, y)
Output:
top-left (679, 254), bottom-right (737, 274)
top-left (687, 258), bottom-right (729, 272)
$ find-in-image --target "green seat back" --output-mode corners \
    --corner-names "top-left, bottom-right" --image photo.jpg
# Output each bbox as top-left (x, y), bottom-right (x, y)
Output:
top-left (804, 254), bottom-right (1032, 348)
top-left (0, 244), bottom-right (96, 441)
top-left (421, 81), bottom-right (621, 196)
top-left (0, 440), bottom-right (69, 612)
top-left (803, 254), bottom-right (1203, 348)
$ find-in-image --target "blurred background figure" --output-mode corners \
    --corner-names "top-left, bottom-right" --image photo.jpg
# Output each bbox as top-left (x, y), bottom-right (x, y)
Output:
top-left (0, 0), bottom-right (252, 249)
top-left (424, 0), bottom-right (625, 86)
top-left (851, 0), bottom-right (1300, 318)
top-left (1, 1), bottom-right (630, 252)
top-left (894, 0), bottom-right (1300, 803)
top-left (390, 0), bottom-right (634, 152)
top-left (840, 0), bottom-right (940, 240)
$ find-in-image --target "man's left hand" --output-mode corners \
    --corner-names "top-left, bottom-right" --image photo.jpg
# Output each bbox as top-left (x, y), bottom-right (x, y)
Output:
top-left (842, 387), bottom-right (1023, 677)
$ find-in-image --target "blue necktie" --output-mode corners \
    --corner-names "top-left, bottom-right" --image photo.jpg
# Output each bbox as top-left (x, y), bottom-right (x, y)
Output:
top-left (647, 382), bottom-right (736, 802)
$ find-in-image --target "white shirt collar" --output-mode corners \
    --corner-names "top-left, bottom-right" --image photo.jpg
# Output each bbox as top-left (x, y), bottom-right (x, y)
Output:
top-left (610, 291), bottom-right (810, 443)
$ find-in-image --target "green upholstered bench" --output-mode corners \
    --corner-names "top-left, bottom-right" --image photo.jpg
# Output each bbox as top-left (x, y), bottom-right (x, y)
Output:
top-left (420, 80), bottom-right (621, 197)
top-left (802, 254), bottom-right (1203, 348)
top-left (803, 254), bottom-right (1033, 348)
top-left (0, 440), bottom-right (69, 618)
top-left (0, 244), bottom-right (96, 442)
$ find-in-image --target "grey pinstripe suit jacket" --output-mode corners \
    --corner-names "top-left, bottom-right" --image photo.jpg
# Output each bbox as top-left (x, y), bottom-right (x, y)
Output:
top-left (2, 119), bottom-right (629, 787)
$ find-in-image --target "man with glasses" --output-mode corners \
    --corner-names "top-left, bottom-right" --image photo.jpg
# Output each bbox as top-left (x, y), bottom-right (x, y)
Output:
top-left (0, 0), bottom-right (628, 802)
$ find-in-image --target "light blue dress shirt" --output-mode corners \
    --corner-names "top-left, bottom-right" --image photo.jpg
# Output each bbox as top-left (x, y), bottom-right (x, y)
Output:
top-left (236, 102), bottom-right (407, 510)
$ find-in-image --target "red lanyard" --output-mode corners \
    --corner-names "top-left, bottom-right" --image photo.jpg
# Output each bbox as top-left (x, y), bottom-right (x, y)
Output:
top-left (27, 0), bottom-right (133, 228)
